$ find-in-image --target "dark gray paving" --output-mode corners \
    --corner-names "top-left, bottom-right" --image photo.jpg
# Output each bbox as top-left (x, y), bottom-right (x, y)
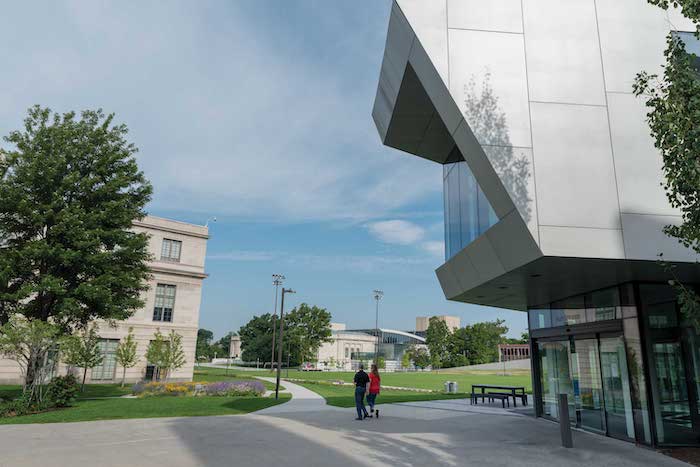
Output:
top-left (0, 381), bottom-right (687, 467)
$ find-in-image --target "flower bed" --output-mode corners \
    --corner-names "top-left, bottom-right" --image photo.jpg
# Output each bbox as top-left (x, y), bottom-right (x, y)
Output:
top-left (132, 380), bottom-right (266, 398)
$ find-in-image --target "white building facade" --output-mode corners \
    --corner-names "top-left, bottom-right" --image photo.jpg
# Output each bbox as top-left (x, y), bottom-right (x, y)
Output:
top-left (0, 215), bottom-right (208, 384)
top-left (373, 0), bottom-right (700, 448)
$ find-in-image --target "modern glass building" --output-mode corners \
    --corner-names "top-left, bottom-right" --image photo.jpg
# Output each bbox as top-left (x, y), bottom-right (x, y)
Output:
top-left (345, 328), bottom-right (426, 360)
top-left (372, 0), bottom-right (700, 447)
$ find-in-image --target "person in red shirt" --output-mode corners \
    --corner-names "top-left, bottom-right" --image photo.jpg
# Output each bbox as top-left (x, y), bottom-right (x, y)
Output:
top-left (367, 363), bottom-right (381, 418)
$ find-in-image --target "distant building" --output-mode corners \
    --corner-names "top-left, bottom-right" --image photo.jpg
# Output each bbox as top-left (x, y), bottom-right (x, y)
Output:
top-left (0, 215), bottom-right (208, 384)
top-left (229, 335), bottom-right (242, 359)
top-left (315, 324), bottom-right (426, 370)
top-left (498, 344), bottom-right (530, 362)
top-left (415, 315), bottom-right (461, 337)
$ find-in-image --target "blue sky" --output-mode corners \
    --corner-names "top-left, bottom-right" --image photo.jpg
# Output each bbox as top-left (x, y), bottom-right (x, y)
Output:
top-left (0, 1), bottom-right (527, 339)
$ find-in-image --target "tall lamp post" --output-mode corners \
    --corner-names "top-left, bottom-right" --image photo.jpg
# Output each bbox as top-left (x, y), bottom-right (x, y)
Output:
top-left (270, 274), bottom-right (285, 371)
top-left (373, 290), bottom-right (383, 364)
top-left (275, 287), bottom-right (296, 400)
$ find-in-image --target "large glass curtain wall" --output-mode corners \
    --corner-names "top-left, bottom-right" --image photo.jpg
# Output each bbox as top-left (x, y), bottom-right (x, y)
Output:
top-left (443, 161), bottom-right (498, 260)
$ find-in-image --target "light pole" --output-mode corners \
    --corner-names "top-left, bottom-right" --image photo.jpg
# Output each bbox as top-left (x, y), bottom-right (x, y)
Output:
top-left (275, 287), bottom-right (296, 400)
top-left (373, 290), bottom-right (383, 364)
top-left (270, 274), bottom-right (285, 371)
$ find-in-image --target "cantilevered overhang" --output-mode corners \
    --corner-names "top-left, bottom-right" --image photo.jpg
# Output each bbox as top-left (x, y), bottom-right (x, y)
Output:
top-left (372, 2), bottom-right (700, 311)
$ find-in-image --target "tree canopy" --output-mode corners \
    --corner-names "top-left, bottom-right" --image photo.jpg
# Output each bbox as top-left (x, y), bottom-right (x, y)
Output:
top-left (0, 106), bottom-right (153, 329)
top-left (239, 304), bottom-right (332, 366)
top-left (634, 1), bottom-right (700, 328)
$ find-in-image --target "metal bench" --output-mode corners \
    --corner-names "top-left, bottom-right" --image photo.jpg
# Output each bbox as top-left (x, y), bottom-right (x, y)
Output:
top-left (486, 393), bottom-right (510, 408)
top-left (488, 391), bottom-right (528, 407)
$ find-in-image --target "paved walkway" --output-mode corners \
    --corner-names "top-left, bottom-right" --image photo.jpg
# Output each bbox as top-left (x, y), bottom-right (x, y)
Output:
top-left (255, 376), bottom-right (335, 413)
top-left (0, 379), bottom-right (687, 467)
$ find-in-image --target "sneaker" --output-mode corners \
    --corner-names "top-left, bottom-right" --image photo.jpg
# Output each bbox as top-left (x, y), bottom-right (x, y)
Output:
top-left (364, 413), bottom-right (371, 418)
top-left (375, 409), bottom-right (379, 419)
top-left (355, 417), bottom-right (363, 421)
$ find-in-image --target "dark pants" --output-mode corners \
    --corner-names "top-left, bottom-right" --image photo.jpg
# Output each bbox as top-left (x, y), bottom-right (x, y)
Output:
top-left (367, 392), bottom-right (378, 410)
top-left (355, 387), bottom-right (368, 419)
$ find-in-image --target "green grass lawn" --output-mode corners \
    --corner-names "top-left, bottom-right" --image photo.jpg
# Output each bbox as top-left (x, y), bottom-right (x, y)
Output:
top-left (284, 369), bottom-right (532, 393)
top-left (296, 381), bottom-right (468, 408)
top-left (0, 383), bottom-right (131, 401)
top-left (0, 366), bottom-right (290, 424)
top-left (0, 394), bottom-right (291, 425)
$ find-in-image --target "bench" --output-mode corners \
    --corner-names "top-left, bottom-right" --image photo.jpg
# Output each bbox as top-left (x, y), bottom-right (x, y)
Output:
top-left (486, 393), bottom-right (510, 408)
top-left (488, 391), bottom-right (528, 407)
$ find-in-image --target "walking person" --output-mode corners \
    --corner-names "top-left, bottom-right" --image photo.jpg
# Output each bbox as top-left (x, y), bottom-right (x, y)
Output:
top-left (353, 364), bottom-right (370, 420)
top-left (367, 363), bottom-right (381, 418)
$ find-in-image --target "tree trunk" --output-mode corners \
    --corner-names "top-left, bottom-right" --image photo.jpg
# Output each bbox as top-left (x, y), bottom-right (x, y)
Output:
top-left (82, 367), bottom-right (88, 392)
top-left (121, 367), bottom-right (126, 388)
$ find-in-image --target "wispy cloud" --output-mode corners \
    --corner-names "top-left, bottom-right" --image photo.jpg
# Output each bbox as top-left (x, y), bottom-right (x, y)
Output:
top-left (208, 249), bottom-right (433, 275)
top-left (0, 1), bottom-right (441, 224)
top-left (366, 220), bottom-right (426, 245)
top-left (421, 240), bottom-right (445, 259)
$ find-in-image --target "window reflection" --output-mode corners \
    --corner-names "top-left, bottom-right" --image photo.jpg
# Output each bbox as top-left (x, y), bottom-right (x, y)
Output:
top-left (443, 160), bottom-right (498, 260)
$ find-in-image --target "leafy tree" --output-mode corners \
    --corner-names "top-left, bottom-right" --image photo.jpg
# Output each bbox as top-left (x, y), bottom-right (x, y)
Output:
top-left (401, 349), bottom-right (411, 369)
top-left (0, 316), bottom-right (61, 402)
top-left (212, 331), bottom-right (237, 358)
top-left (0, 106), bottom-right (152, 386)
top-left (452, 319), bottom-right (509, 365)
top-left (283, 303), bottom-right (332, 365)
top-left (61, 325), bottom-right (104, 391)
top-left (376, 356), bottom-right (386, 370)
top-left (195, 328), bottom-right (214, 361)
top-left (408, 346), bottom-right (431, 369)
top-left (239, 313), bottom-right (274, 364)
top-left (425, 317), bottom-right (451, 369)
top-left (145, 329), bottom-right (186, 381)
top-left (635, 2), bottom-right (700, 329)
top-left (115, 328), bottom-right (138, 387)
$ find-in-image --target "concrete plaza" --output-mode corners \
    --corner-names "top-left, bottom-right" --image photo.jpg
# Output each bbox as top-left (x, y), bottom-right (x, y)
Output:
top-left (0, 380), bottom-right (686, 467)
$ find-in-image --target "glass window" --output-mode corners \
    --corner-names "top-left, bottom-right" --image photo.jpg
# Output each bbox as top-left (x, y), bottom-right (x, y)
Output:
top-left (161, 239), bottom-right (182, 262)
top-left (674, 31), bottom-right (700, 69)
top-left (443, 158), bottom-right (499, 260)
top-left (552, 295), bottom-right (586, 327)
top-left (585, 287), bottom-right (621, 323)
top-left (528, 308), bottom-right (551, 330)
top-left (153, 284), bottom-right (176, 322)
top-left (91, 339), bottom-right (119, 381)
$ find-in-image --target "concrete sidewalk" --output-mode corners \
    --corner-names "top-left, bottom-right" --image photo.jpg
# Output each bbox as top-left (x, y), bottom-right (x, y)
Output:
top-left (255, 376), bottom-right (338, 413)
top-left (0, 382), bottom-right (687, 467)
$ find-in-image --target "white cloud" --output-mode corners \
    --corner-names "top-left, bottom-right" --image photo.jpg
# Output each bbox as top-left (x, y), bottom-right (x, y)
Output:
top-left (421, 240), bottom-right (445, 258)
top-left (366, 220), bottom-right (426, 245)
top-left (0, 2), bottom-right (442, 224)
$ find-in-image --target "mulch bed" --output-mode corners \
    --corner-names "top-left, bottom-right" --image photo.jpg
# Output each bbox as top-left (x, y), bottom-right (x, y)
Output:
top-left (661, 447), bottom-right (700, 466)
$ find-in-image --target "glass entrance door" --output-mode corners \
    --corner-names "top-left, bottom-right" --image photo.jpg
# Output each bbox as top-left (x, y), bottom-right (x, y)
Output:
top-left (652, 340), bottom-right (694, 443)
top-left (571, 338), bottom-right (605, 432)
top-left (538, 340), bottom-right (574, 421)
top-left (600, 336), bottom-right (635, 440)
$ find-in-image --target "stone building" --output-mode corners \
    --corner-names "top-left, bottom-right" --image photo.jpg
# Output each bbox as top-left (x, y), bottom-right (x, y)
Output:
top-left (0, 215), bottom-right (208, 384)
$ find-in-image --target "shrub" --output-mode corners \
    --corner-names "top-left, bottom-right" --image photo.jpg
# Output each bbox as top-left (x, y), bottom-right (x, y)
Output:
top-left (0, 393), bottom-right (50, 418)
top-left (46, 374), bottom-right (80, 407)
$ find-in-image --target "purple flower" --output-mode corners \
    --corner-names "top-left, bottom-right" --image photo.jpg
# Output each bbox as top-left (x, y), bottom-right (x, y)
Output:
top-left (203, 380), bottom-right (265, 396)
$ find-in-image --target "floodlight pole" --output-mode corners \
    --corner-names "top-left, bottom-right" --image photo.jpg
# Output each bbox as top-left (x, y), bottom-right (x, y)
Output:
top-left (275, 287), bottom-right (295, 400)
top-left (373, 290), bottom-right (383, 364)
top-left (270, 274), bottom-right (284, 371)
